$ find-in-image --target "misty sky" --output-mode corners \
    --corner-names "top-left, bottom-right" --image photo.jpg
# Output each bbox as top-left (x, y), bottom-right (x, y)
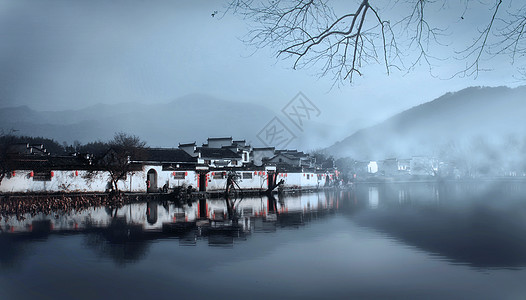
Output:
top-left (0, 0), bottom-right (523, 130)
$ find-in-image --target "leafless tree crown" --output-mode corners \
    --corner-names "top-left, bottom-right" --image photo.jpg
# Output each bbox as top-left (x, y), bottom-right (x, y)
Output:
top-left (227, 0), bottom-right (526, 83)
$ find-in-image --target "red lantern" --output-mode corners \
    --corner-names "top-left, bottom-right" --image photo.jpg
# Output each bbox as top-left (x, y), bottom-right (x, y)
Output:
top-left (75, 170), bottom-right (79, 176)
top-left (185, 171), bottom-right (188, 176)
top-left (11, 171), bottom-right (15, 177)
top-left (30, 171), bottom-right (34, 177)
top-left (50, 171), bottom-right (54, 177)
top-left (254, 171), bottom-right (257, 175)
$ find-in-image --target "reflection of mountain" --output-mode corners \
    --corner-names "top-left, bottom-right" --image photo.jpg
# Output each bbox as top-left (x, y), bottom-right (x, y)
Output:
top-left (349, 182), bottom-right (526, 269)
top-left (327, 86), bottom-right (526, 160)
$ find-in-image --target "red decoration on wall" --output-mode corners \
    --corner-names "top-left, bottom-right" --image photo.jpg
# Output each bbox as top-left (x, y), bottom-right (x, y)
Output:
top-left (30, 171), bottom-right (34, 177)
top-left (75, 170), bottom-right (79, 176)
top-left (50, 171), bottom-right (54, 177)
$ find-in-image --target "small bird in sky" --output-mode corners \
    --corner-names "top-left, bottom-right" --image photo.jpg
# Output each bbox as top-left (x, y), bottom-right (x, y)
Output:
top-left (211, 10), bottom-right (218, 17)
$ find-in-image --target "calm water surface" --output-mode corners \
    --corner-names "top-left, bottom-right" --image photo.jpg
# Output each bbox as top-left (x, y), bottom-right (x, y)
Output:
top-left (1, 181), bottom-right (526, 299)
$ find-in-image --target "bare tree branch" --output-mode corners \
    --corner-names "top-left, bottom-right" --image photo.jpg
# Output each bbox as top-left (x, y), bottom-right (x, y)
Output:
top-left (453, 0), bottom-right (503, 78)
top-left (226, 0), bottom-right (526, 83)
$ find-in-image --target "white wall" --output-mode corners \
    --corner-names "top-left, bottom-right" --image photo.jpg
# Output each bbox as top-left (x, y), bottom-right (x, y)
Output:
top-left (142, 165), bottom-right (198, 191)
top-left (276, 172), bottom-right (321, 190)
top-left (0, 170), bottom-right (114, 193)
top-left (0, 166), bottom-right (200, 193)
top-left (1, 167), bottom-right (334, 193)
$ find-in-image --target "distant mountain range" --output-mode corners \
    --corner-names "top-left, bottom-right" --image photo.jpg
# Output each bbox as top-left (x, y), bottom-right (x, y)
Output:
top-left (0, 94), bottom-right (340, 149)
top-left (4, 86), bottom-right (524, 157)
top-left (326, 86), bottom-right (526, 160)
top-left (0, 94), bottom-right (277, 147)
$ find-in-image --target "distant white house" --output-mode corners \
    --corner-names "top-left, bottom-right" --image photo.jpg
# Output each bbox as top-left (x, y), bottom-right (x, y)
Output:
top-left (368, 161), bottom-right (378, 174)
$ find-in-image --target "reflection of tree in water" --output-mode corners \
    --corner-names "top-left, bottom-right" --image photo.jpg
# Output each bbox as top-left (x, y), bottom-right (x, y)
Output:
top-left (203, 195), bottom-right (248, 247)
top-left (84, 217), bottom-right (149, 266)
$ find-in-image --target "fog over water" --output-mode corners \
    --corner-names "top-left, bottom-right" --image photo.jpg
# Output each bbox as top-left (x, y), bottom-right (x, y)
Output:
top-left (2, 183), bottom-right (526, 299)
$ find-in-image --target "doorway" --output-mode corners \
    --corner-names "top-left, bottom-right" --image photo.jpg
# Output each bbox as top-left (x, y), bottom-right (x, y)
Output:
top-left (198, 173), bottom-right (207, 192)
top-left (147, 169), bottom-right (157, 193)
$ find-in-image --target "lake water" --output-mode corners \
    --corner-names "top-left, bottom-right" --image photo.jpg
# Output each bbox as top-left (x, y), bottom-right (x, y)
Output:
top-left (1, 181), bottom-right (526, 299)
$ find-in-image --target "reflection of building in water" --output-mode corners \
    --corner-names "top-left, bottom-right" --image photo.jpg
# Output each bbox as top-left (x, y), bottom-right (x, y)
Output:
top-left (0, 192), bottom-right (340, 247)
top-left (398, 188), bottom-right (409, 203)
top-left (0, 191), bottom-right (342, 256)
top-left (368, 186), bottom-right (379, 208)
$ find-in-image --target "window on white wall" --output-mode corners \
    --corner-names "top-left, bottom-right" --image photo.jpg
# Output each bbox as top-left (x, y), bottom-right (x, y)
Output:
top-left (174, 172), bottom-right (185, 179)
top-left (33, 171), bottom-right (52, 181)
top-left (213, 172), bottom-right (225, 179)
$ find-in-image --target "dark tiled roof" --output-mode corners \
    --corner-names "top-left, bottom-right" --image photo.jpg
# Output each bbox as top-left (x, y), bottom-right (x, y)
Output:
top-left (275, 150), bottom-right (307, 157)
top-left (198, 147), bottom-right (241, 159)
top-left (7, 155), bottom-right (93, 171)
top-left (143, 148), bottom-right (196, 163)
top-left (268, 153), bottom-right (300, 161)
top-left (207, 137), bottom-right (232, 141)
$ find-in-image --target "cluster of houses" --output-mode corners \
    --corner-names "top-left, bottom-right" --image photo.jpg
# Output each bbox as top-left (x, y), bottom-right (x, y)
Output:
top-left (0, 137), bottom-right (339, 194)
top-left (352, 157), bottom-right (440, 178)
top-left (350, 156), bottom-right (524, 179)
